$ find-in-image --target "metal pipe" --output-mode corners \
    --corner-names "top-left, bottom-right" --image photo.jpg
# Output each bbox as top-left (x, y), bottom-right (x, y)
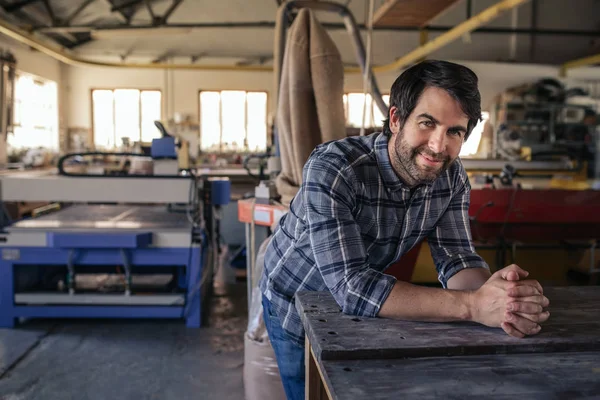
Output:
top-left (509, 7), bottom-right (518, 61)
top-left (529, 0), bottom-right (538, 61)
top-left (34, 23), bottom-right (600, 37)
top-left (360, 0), bottom-right (376, 136)
top-left (366, 0), bottom-right (530, 74)
top-left (0, 17), bottom-right (272, 71)
top-left (561, 52), bottom-right (600, 76)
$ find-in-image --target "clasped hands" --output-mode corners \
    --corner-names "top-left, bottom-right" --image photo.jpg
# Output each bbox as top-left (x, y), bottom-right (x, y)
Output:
top-left (471, 264), bottom-right (550, 338)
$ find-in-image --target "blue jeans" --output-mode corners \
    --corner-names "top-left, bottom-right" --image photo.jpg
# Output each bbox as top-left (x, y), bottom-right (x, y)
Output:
top-left (262, 295), bottom-right (305, 400)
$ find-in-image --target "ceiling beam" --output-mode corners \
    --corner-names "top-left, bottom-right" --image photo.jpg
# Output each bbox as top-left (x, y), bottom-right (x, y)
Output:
top-left (104, 0), bottom-right (132, 24)
top-left (34, 22), bottom-right (600, 38)
top-left (144, 0), bottom-right (156, 21)
top-left (190, 52), bottom-right (206, 64)
top-left (111, 0), bottom-right (143, 12)
top-left (65, 35), bottom-right (92, 49)
top-left (236, 55), bottom-right (273, 66)
top-left (64, 0), bottom-right (96, 25)
top-left (4, 0), bottom-right (41, 13)
top-left (41, 0), bottom-right (55, 25)
top-left (152, 51), bottom-right (173, 63)
top-left (161, 0), bottom-right (183, 24)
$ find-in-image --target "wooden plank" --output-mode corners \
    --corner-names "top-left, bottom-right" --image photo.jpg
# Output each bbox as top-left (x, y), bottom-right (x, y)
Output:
top-left (306, 337), bottom-right (331, 400)
top-left (321, 351), bottom-right (600, 399)
top-left (372, 0), bottom-right (461, 28)
top-left (296, 287), bottom-right (600, 361)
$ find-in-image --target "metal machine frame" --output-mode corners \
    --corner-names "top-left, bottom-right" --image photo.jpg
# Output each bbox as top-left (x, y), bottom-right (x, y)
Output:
top-left (0, 172), bottom-right (228, 328)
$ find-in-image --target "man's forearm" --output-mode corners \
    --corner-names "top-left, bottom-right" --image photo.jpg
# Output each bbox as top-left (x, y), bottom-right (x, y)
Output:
top-left (447, 267), bottom-right (491, 291)
top-left (378, 281), bottom-right (472, 322)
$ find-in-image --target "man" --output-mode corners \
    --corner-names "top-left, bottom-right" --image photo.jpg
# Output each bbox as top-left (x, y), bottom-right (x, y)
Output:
top-left (260, 60), bottom-right (550, 400)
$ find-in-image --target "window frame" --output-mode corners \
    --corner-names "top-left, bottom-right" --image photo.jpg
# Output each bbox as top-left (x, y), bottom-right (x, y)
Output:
top-left (343, 91), bottom-right (391, 129)
top-left (9, 72), bottom-right (59, 150)
top-left (90, 87), bottom-right (163, 148)
top-left (197, 88), bottom-right (270, 153)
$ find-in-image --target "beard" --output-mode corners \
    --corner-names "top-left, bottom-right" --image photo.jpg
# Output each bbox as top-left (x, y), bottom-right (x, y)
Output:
top-left (391, 130), bottom-right (454, 187)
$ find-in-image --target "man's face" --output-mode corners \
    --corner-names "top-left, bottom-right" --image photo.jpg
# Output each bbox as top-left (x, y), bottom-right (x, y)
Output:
top-left (388, 86), bottom-right (468, 187)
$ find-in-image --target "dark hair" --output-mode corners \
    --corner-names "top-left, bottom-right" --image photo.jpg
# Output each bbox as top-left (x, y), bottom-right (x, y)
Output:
top-left (382, 60), bottom-right (481, 140)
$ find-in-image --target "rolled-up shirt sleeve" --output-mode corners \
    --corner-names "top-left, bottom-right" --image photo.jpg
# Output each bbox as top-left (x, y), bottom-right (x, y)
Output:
top-left (427, 174), bottom-right (489, 288)
top-left (302, 155), bottom-right (397, 317)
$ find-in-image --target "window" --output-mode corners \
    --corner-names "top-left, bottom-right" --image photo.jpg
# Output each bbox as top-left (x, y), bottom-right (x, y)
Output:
top-left (199, 90), bottom-right (267, 152)
top-left (460, 111), bottom-right (489, 157)
top-left (92, 89), bottom-right (162, 148)
top-left (344, 93), bottom-right (390, 128)
top-left (8, 74), bottom-right (58, 149)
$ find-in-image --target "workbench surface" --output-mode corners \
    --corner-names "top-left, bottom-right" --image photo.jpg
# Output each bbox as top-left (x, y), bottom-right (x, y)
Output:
top-left (321, 351), bottom-right (600, 399)
top-left (296, 286), bottom-right (600, 399)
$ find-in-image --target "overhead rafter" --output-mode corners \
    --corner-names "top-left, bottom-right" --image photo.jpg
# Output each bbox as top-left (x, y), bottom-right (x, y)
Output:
top-left (236, 55), bottom-right (273, 66)
top-left (104, 0), bottom-right (134, 24)
top-left (144, 0), bottom-right (156, 22)
top-left (34, 22), bottom-right (600, 38)
top-left (1, 0), bottom-right (79, 45)
top-left (41, 0), bottom-right (55, 25)
top-left (190, 52), bottom-right (206, 64)
top-left (64, 0), bottom-right (96, 26)
top-left (66, 35), bottom-right (92, 49)
top-left (161, 0), bottom-right (183, 24)
top-left (5, 0), bottom-right (41, 13)
top-left (561, 52), bottom-right (600, 76)
top-left (152, 51), bottom-right (174, 63)
top-left (111, 0), bottom-right (143, 12)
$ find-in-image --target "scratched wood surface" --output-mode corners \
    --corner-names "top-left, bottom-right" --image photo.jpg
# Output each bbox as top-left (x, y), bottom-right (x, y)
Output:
top-left (320, 351), bottom-right (600, 400)
top-left (295, 287), bottom-right (600, 361)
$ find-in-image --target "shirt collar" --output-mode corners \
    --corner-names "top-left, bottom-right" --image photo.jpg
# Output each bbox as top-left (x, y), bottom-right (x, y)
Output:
top-left (374, 132), bottom-right (409, 192)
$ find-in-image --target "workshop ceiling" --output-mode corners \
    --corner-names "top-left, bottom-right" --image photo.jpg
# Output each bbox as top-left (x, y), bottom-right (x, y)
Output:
top-left (0, 0), bottom-right (598, 66)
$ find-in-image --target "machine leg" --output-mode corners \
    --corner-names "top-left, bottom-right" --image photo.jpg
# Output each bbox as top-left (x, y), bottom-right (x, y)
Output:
top-left (186, 247), bottom-right (202, 328)
top-left (0, 261), bottom-right (16, 328)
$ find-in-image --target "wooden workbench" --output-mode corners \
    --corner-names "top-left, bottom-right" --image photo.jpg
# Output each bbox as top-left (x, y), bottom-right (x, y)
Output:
top-left (296, 287), bottom-right (600, 399)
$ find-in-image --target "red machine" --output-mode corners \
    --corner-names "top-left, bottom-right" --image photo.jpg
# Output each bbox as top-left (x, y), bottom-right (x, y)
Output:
top-left (469, 188), bottom-right (600, 242)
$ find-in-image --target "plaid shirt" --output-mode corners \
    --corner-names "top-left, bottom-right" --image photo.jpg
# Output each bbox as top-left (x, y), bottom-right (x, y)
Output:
top-left (260, 132), bottom-right (489, 346)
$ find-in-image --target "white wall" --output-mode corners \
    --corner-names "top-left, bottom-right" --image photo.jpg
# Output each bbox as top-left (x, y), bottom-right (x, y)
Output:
top-left (66, 60), bottom-right (600, 130)
top-left (67, 65), bottom-right (274, 129)
top-left (0, 36), bottom-right (62, 83)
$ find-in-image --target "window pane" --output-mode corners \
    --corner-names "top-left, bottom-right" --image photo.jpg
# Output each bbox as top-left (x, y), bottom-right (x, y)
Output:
top-left (141, 91), bottom-right (162, 142)
top-left (220, 91), bottom-right (246, 151)
top-left (8, 76), bottom-right (33, 149)
top-left (246, 92), bottom-right (267, 152)
top-left (200, 91), bottom-right (221, 151)
top-left (372, 94), bottom-right (390, 128)
top-left (92, 90), bottom-right (115, 148)
top-left (38, 81), bottom-right (58, 148)
top-left (8, 75), bottom-right (58, 150)
top-left (460, 111), bottom-right (489, 157)
top-left (347, 93), bottom-right (373, 128)
top-left (114, 89), bottom-right (140, 145)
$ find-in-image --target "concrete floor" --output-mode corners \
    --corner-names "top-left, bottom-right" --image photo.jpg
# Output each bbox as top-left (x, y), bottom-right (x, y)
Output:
top-left (0, 283), bottom-right (248, 400)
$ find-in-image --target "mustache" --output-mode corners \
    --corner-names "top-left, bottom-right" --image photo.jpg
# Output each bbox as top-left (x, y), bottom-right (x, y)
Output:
top-left (414, 146), bottom-right (449, 163)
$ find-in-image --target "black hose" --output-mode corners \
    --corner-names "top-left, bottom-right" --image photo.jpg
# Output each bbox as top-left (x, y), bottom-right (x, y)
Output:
top-left (57, 152), bottom-right (190, 179)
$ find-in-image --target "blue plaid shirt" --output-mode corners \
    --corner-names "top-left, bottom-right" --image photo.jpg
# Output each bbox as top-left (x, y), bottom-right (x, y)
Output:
top-left (260, 132), bottom-right (489, 346)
